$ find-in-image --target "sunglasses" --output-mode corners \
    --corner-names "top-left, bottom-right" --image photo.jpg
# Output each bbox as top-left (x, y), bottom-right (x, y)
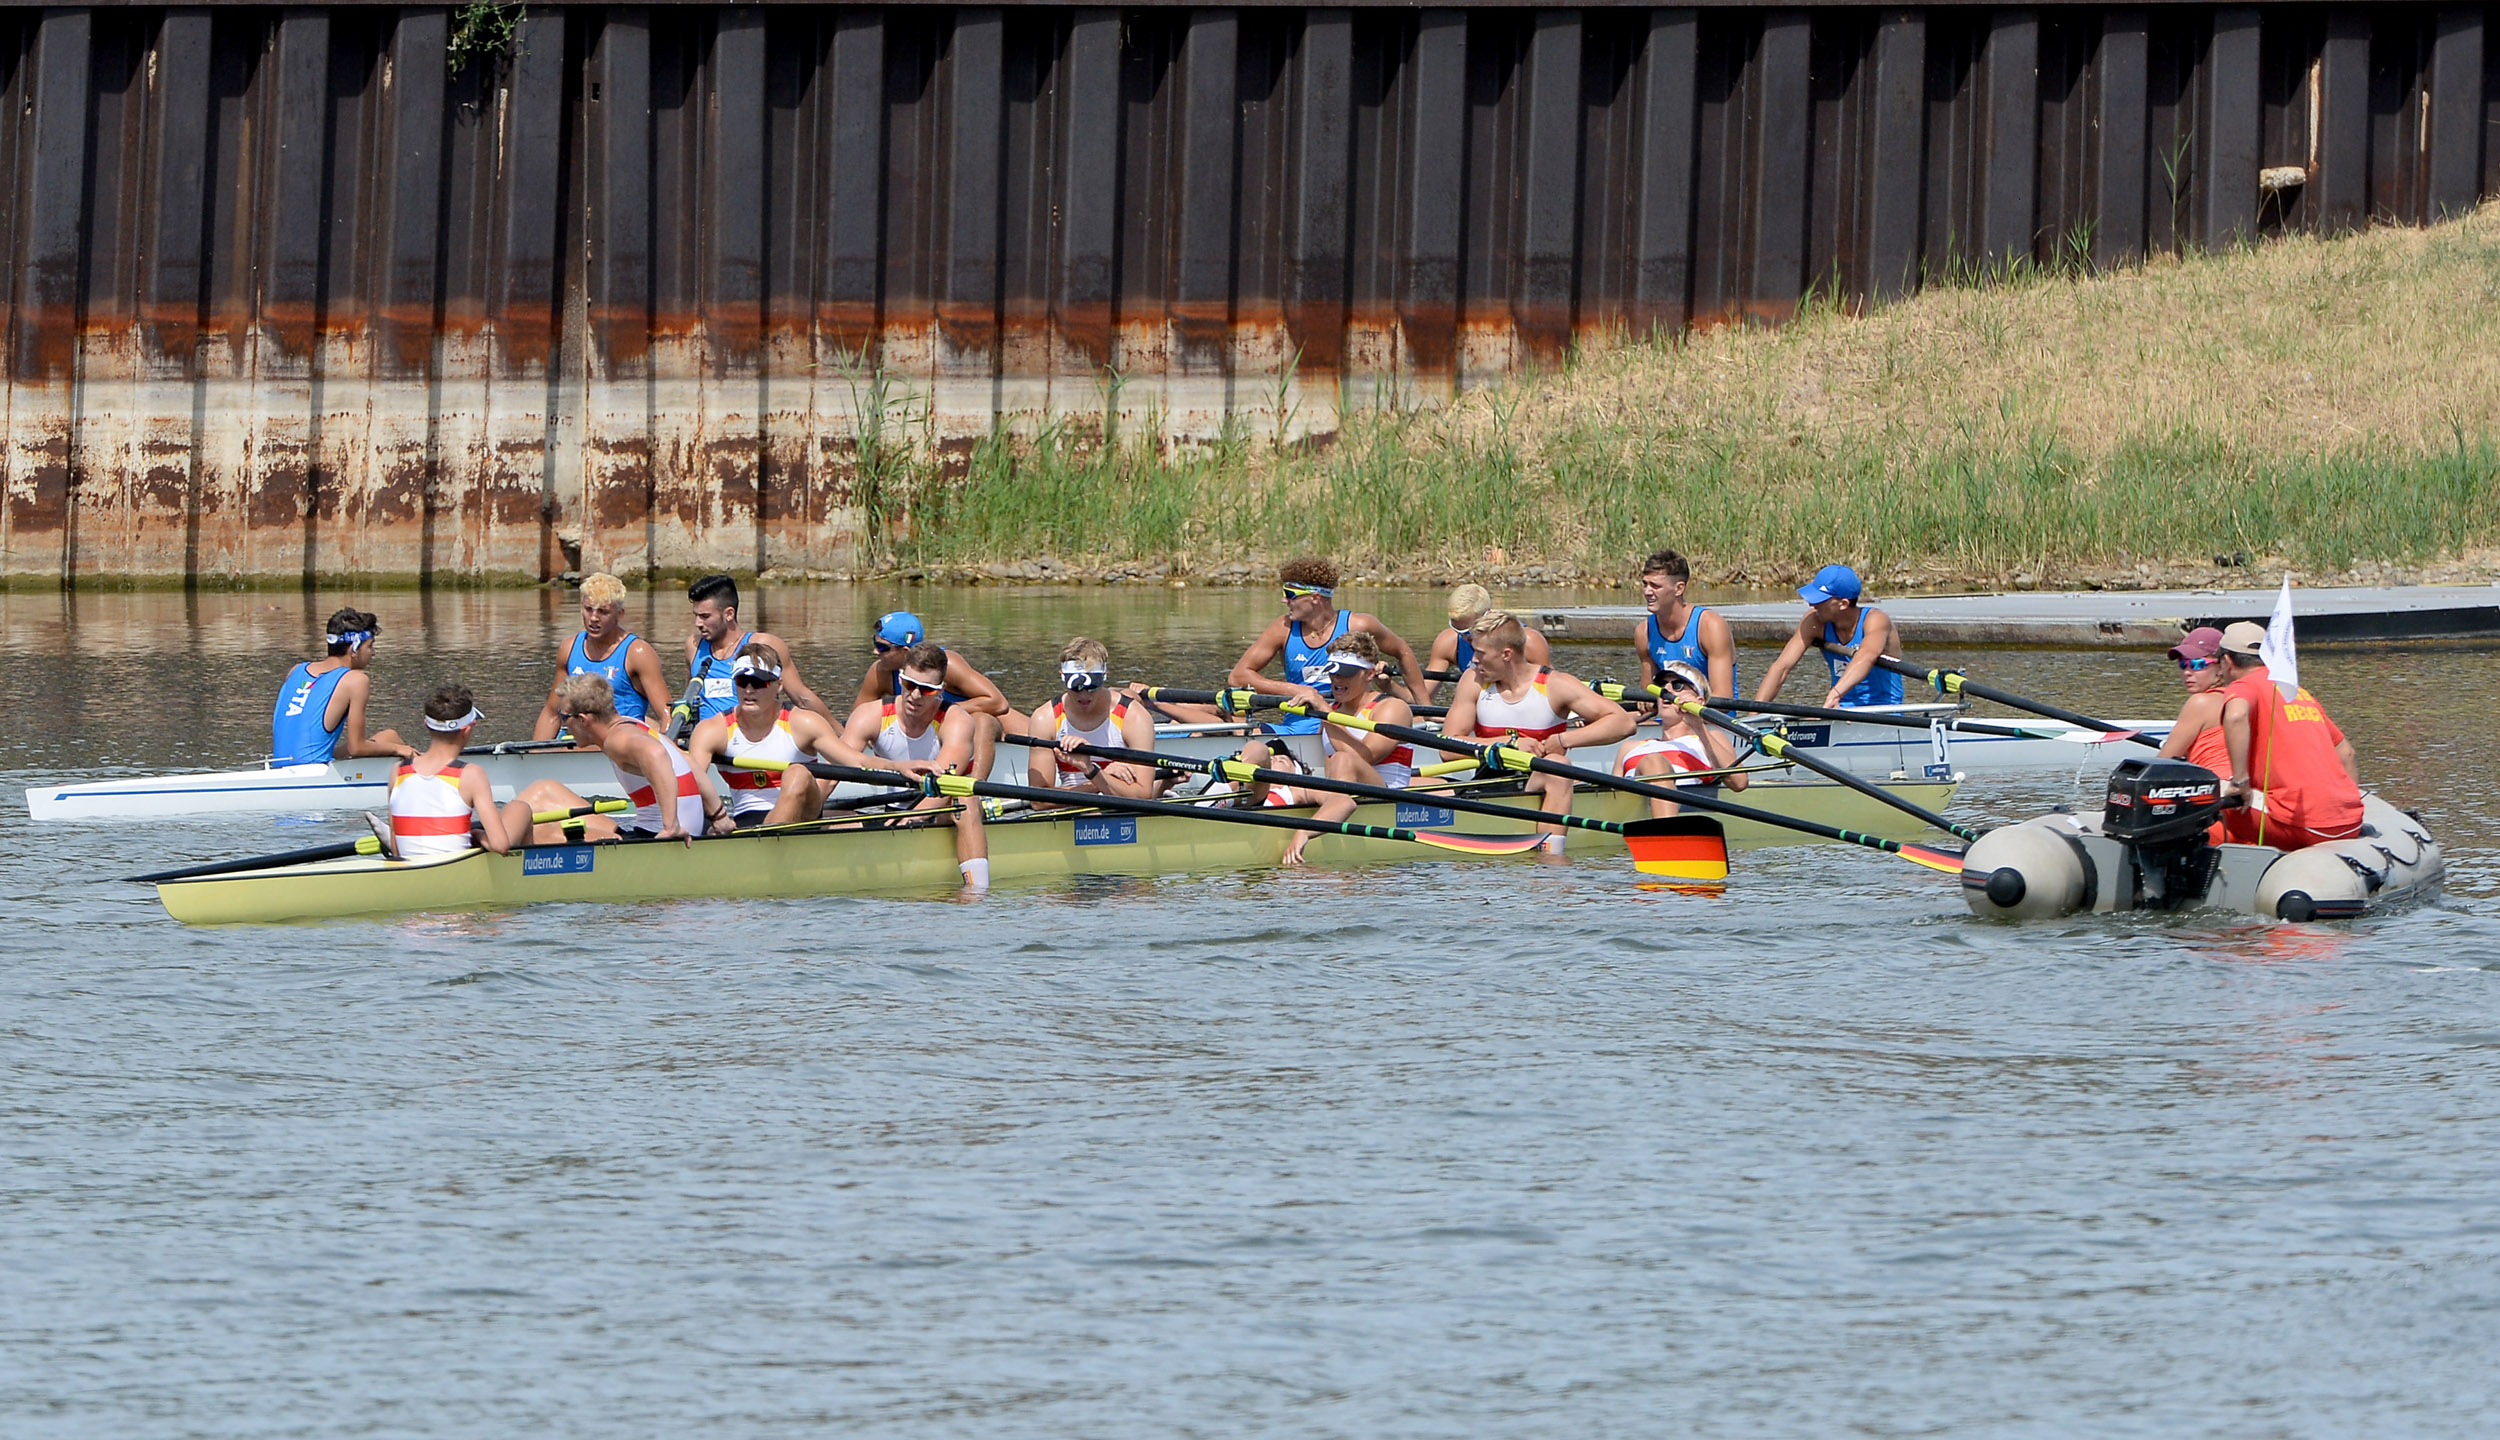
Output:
top-left (1282, 586), bottom-right (1328, 601)
top-left (897, 676), bottom-right (946, 696)
top-left (2177, 657), bottom-right (2217, 672)
top-left (732, 673), bottom-right (777, 689)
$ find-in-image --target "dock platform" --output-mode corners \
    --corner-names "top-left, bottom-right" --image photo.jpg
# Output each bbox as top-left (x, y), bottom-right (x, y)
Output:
top-left (1532, 584), bottom-right (2500, 649)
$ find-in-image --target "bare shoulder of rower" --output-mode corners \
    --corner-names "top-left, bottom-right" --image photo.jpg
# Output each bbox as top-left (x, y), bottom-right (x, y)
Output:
top-left (685, 714), bottom-right (729, 763)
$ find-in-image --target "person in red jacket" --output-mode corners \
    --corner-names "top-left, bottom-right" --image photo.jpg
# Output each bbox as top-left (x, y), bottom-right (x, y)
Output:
top-left (2213, 621), bottom-right (2364, 849)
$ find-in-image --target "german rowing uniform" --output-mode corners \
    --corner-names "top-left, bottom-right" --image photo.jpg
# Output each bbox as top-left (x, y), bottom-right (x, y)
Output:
top-left (568, 631), bottom-right (652, 723)
top-left (388, 760), bottom-right (476, 858)
top-left (1646, 609), bottom-right (1735, 696)
top-left (871, 699), bottom-right (943, 765)
top-left (686, 631), bottom-right (754, 724)
top-left (1618, 732), bottom-right (1716, 784)
top-left (1045, 696), bottom-right (1136, 787)
top-left (1273, 610), bottom-right (1350, 736)
top-left (1472, 666), bottom-right (1569, 741)
top-left (613, 718), bottom-right (705, 833)
top-left (270, 661), bottom-right (351, 764)
top-left (719, 707), bottom-right (802, 818)
top-left (1821, 609), bottom-right (1904, 707)
top-left (1322, 696), bottom-right (1413, 787)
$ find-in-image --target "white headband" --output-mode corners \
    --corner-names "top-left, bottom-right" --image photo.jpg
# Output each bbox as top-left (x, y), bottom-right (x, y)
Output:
top-left (731, 655), bottom-right (781, 680)
top-left (424, 705), bottom-right (483, 732)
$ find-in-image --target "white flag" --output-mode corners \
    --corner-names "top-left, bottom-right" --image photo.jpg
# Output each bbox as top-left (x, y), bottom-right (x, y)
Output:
top-left (2265, 575), bottom-right (2300, 701)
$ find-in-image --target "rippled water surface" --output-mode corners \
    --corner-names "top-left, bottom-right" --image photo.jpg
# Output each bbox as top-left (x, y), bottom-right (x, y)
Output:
top-left (6, 586), bottom-right (2499, 1436)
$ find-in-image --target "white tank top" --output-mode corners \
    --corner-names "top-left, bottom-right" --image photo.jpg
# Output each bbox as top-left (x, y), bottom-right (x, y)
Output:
top-left (1320, 695), bottom-right (1414, 788)
top-left (872, 701), bottom-right (943, 764)
top-left (719, 709), bottom-right (805, 816)
top-left (388, 760), bottom-right (476, 858)
top-left (1473, 667), bottom-right (1569, 741)
top-left (1047, 696), bottom-right (1134, 787)
top-left (1619, 731), bottom-right (1716, 782)
top-left (611, 717), bottom-right (705, 833)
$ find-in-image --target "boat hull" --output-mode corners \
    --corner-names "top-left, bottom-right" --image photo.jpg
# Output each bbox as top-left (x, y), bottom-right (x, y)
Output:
top-left (155, 775), bottom-right (1958, 925)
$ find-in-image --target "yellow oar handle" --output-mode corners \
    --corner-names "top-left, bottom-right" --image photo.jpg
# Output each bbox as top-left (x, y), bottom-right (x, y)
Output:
top-left (535, 799), bottom-right (630, 823)
top-left (1418, 758), bottom-right (1478, 779)
top-left (732, 756), bottom-right (790, 771)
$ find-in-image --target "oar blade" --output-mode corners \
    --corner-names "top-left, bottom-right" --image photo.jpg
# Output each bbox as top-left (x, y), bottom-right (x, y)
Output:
top-left (1405, 829), bottom-right (1551, 857)
top-left (1622, 816), bottom-right (1731, 881)
top-left (1895, 842), bottom-right (1968, 874)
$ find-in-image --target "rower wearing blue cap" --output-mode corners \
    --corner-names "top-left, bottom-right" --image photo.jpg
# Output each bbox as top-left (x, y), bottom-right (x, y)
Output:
top-left (269, 606), bottom-right (415, 765)
top-left (849, 608), bottom-right (1020, 780)
top-left (1754, 563), bottom-right (1904, 709)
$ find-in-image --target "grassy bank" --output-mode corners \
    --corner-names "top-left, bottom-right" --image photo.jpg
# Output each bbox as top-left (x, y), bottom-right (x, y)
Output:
top-left (862, 204), bottom-right (2500, 591)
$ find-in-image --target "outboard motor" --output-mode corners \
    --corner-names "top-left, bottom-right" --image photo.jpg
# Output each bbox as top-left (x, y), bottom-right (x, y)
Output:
top-left (2100, 758), bottom-right (2225, 909)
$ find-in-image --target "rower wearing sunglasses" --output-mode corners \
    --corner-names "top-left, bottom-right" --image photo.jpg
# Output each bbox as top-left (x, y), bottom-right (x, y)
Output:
top-left (840, 641), bottom-right (991, 891)
top-left (1260, 632), bottom-right (1417, 867)
top-left (684, 643), bottom-right (851, 828)
top-left (850, 609), bottom-right (1020, 783)
top-left (1225, 557), bottom-right (1425, 769)
top-left (1026, 637), bottom-right (1162, 800)
top-left (1613, 660), bottom-right (1748, 819)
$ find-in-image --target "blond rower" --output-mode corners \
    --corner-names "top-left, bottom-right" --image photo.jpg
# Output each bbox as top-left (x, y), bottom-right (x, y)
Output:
top-left (512, 674), bottom-right (718, 844)
top-left (1424, 583), bottom-right (1549, 704)
top-left (1444, 610), bottom-right (1634, 850)
top-left (1028, 637), bottom-right (1161, 801)
top-left (533, 572), bottom-right (672, 740)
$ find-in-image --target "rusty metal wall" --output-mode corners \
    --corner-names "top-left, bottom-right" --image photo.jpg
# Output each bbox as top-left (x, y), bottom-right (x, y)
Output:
top-left (1, 3), bottom-right (2493, 583)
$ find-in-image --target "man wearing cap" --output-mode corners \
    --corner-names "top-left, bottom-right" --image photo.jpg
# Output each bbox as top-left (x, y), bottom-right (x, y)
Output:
top-left (2212, 620), bottom-right (2364, 849)
top-left (1754, 563), bottom-right (1904, 709)
top-left (272, 606), bottom-right (416, 765)
top-left (1425, 583), bottom-right (1549, 704)
top-left (533, 573), bottom-right (672, 741)
top-left (1634, 550), bottom-right (1738, 701)
top-left (2155, 627), bottom-right (2234, 777)
top-left (1027, 637), bottom-right (1162, 800)
top-left (383, 683), bottom-right (516, 858)
top-left (851, 609), bottom-right (1020, 779)
top-left (1228, 557), bottom-right (1426, 768)
top-left (1615, 660), bottom-right (1748, 818)
top-left (678, 574), bottom-right (829, 729)
top-left (685, 642), bottom-right (851, 827)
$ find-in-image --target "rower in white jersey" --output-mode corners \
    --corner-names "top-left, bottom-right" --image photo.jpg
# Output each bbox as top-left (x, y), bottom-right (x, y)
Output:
top-left (1025, 636), bottom-right (1162, 800)
top-left (1269, 632), bottom-right (1420, 866)
top-left (839, 641), bottom-right (990, 892)
top-left (684, 642), bottom-right (850, 828)
top-left (510, 674), bottom-right (721, 844)
top-left (1443, 610), bottom-right (1634, 851)
top-left (383, 683), bottom-right (517, 858)
top-left (1614, 660), bottom-right (1749, 818)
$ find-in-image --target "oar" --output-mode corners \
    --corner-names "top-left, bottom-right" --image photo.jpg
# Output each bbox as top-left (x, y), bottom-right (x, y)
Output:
top-left (1136, 686), bottom-right (1451, 721)
top-left (1282, 702), bottom-right (1965, 874)
top-left (999, 735), bottom-right (1730, 880)
top-left (751, 759), bottom-right (1552, 859)
top-left (130, 800), bottom-right (632, 883)
top-left (458, 737), bottom-right (591, 756)
top-left (1594, 681), bottom-right (2068, 741)
top-left (1821, 642), bottom-right (2162, 748)
top-left (1665, 699), bottom-right (1982, 844)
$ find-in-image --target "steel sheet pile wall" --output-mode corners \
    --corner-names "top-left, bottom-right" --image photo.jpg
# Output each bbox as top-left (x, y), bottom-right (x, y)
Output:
top-left (2, 4), bottom-right (2493, 583)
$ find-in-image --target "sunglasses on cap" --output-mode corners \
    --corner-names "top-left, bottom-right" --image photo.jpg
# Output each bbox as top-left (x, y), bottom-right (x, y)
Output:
top-left (897, 675), bottom-right (946, 696)
top-left (2177, 656), bottom-right (2217, 672)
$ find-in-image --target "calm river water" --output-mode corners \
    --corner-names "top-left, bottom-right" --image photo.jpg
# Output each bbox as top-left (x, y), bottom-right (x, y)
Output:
top-left (6, 585), bottom-right (2499, 1436)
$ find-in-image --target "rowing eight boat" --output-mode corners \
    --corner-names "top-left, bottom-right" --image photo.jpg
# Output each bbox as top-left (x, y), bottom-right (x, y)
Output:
top-left (152, 774), bottom-right (1958, 925)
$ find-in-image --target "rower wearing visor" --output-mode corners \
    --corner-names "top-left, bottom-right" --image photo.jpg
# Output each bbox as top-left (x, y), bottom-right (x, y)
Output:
top-left (510, 674), bottom-right (720, 844)
top-left (1614, 660), bottom-right (1748, 818)
top-left (533, 572), bottom-right (672, 741)
top-left (1027, 637), bottom-right (1162, 799)
top-left (1264, 632), bottom-right (1419, 866)
top-left (1444, 610), bottom-right (1634, 853)
top-left (851, 609), bottom-right (1021, 784)
top-left (685, 643), bottom-right (852, 828)
top-left (841, 641), bottom-right (990, 891)
top-left (678, 573), bottom-right (829, 728)
top-left (271, 607), bottom-right (415, 765)
top-left (383, 683), bottom-right (516, 858)
top-left (1226, 557), bottom-right (1425, 765)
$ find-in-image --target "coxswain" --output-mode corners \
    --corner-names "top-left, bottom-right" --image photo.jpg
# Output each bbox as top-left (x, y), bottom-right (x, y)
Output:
top-left (685, 644), bottom-right (851, 828)
top-left (1635, 549), bottom-right (1738, 701)
top-left (850, 609), bottom-right (1020, 779)
top-left (1443, 610), bottom-right (1634, 850)
top-left (511, 674), bottom-right (716, 844)
top-left (383, 684), bottom-right (516, 858)
top-left (841, 642), bottom-right (991, 891)
top-left (271, 606), bottom-right (415, 765)
top-left (1754, 563), bottom-right (1903, 708)
top-left (532, 573), bottom-right (672, 740)
top-left (1272, 632), bottom-right (1419, 866)
top-left (1227, 557), bottom-right (1426, 768)
top-left (1423, 583), bottom-right (1548, 703)
top-left (2212, 621), bottom-right (2364, 849)
top-left (1614, 660), bottom-right (1747, 818)
top-left (1026, 637), bottom-right (1162, 801)
top-left (678, 573), bottom-right (829, 728)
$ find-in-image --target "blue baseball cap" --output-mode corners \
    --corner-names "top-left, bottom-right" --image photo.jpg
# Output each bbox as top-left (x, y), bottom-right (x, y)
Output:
top-left (1798, 564), bottom-right (1863, 606)
top-left (873, 610), bottom-right (925, 647)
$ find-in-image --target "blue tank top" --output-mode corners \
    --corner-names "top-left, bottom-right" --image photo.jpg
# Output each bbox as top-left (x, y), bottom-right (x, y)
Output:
top-left (1451, 628), bottom-right (1476, 677)
top-left (270, 661), bottom-right (351, 765)
top-left (686, 630), bottom-right (753, 724)
top-left (567, 631), bottom-right (650, 722)
top-left (1274, 610), bottom-right (1350, 735)
top-left (1821, 609), bottom-right (1904, 707)
top-left (1645, 608), bottom-right (1735, 696)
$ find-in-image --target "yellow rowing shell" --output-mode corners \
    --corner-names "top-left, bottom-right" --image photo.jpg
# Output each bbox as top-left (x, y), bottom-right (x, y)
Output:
top-left (154, 775), bottom-right (1958, 925)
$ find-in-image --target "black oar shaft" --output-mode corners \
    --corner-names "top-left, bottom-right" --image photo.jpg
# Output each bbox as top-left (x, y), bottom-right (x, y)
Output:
top-left (1688, 703), bottom-right (1982, 844)
top-left (1823, 641), bottom-right (2161, 747)
top-left (801, 762), bottom-right (1445, 847)
top-left (130, 839), bottom-right (370, 884)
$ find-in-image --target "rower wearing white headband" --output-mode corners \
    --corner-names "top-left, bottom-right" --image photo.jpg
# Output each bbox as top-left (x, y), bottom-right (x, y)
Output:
top-left (1614, 659), bottom-right (1748, 818)
top-left (1026, 637), bottom-right (1161, 799)
top-left (684, 642), bottom-right (854, 828)
top-left (1253, 632), bottom-right (1419, 866)
top-left (384, 682), bottom-right (516, 859)
top-left (270, 605), bottom-right (415, 767)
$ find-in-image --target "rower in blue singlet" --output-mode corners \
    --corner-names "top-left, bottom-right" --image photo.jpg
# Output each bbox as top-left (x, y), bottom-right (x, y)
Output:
top-left (568, 628), bottom-right (652, 723)
top-left (1273, 606), bottom-right (1350, 737)
top-left (1821, 604), bottom-right (1903, 707)
top-left (269, 607), bottom-right (413, 765)
top-left (1645, 608), bottom-right (1737, 698)
top-left (1755, 562), bottom-right (1906, 708)
top-left (683, 628), bottom-right (753, 724)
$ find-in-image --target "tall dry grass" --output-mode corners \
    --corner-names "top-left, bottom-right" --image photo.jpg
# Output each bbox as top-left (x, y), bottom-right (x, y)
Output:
top-left (876, 204), bottom-right (2500, 587)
